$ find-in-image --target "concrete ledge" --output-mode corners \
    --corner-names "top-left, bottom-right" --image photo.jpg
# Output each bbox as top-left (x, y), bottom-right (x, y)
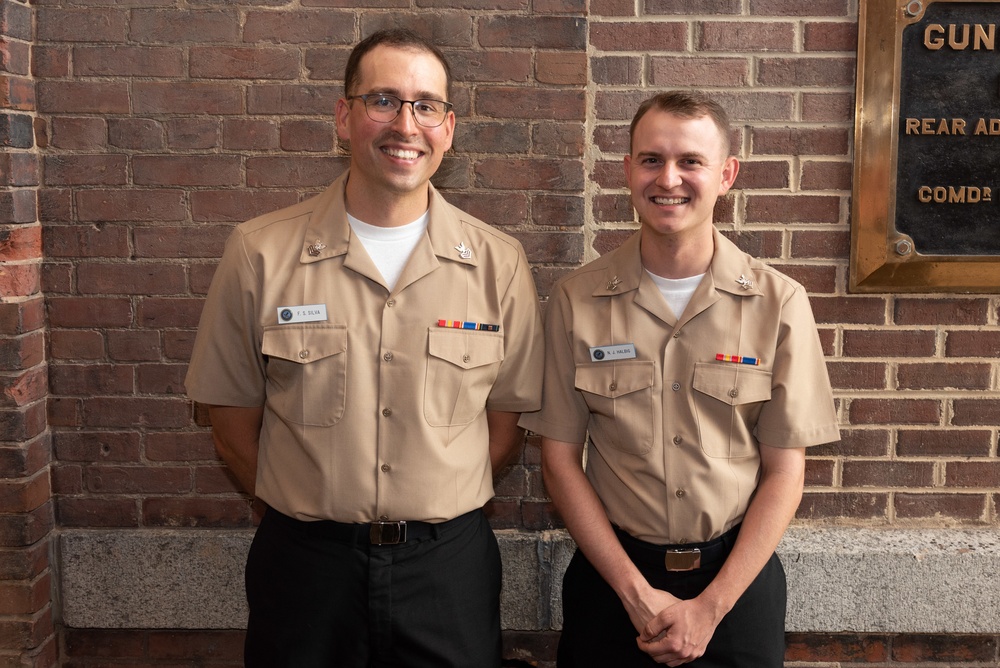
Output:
top-left (58, 527), bottom-right (1000, 633)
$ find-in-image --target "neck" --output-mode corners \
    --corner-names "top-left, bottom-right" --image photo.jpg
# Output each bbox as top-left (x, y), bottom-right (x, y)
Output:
top-left (639, 228), bottom-right (715, 279)
top-left (343, 175), bottom-right (430, 228)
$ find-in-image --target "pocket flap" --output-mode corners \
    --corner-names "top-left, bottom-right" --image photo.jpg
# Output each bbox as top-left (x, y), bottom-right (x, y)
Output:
top-left (575, 361), bottom-right (655, 398)
top-left (692, 362), bottom-right (772, 405)
top-left (427, 329), bottom-right (504, 369)
top-left (262, 325), bottom-right (348, 364)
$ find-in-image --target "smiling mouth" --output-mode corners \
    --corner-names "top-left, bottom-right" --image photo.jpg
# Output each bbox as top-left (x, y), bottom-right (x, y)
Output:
top-left (652, 196), bottom-right (689, 205)
top-left (382, 147), bottom-right (422, 160)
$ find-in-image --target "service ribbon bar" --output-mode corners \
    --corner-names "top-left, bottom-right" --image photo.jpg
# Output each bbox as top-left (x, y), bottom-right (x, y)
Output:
top-left (715, 353), bottom-right (760, 366)
top-left (437, 319), bottom-right (500, 332)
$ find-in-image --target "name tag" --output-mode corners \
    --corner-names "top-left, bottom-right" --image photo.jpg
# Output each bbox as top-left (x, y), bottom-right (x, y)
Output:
top-left (277, 304), bottom-right (328, 324)
top-left (589, 343), bottom-right (637, 362)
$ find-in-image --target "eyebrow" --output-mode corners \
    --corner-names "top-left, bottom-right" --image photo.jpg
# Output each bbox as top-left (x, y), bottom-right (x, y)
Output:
top-left (635, 150), bottom-right (710, 162)
top-left (365, 87), bottom-right (447, 101)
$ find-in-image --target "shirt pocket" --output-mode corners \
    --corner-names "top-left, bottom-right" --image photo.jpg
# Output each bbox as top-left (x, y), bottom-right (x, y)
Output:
top-left (691, 362), bottom-right (772, 459)
top-left (575, 361), bottom-right (655, 455)
top-left (261, 324), bottom-right (348, 427)
top-left (424, 329), bottom-right (505, 427)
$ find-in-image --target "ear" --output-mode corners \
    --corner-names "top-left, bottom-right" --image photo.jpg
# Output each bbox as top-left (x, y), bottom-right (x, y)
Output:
top-left (440, 109), bottom-right (456, 152)
top-left (335, 97), bottom-right (352, 143)
top-left (623, 154), bottom-right (633, 190)
top-left (718, 156), bottom-right (740, 195)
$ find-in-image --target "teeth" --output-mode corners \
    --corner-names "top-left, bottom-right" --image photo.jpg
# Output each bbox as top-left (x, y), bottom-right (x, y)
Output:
top-left (384, 147), bottom-right (420, 160)
top-left (653, 196), bottom-right (688, 205)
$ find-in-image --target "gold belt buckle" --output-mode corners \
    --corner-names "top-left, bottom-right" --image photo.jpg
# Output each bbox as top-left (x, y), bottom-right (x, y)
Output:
top-left (664, 548), bottom-right (701, 572)
top-left (369, 521), bottom-right (407, 545)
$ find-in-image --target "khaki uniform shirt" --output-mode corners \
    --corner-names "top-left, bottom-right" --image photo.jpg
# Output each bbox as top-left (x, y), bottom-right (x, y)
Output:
top-left (520, 230), bottom-right (838, 544)
top-left (186, 171), bottom-right (544, 523)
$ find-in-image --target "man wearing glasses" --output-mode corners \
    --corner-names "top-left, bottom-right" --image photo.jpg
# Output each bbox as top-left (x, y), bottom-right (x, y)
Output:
top-left (185, 29), bottom-right (543, 668)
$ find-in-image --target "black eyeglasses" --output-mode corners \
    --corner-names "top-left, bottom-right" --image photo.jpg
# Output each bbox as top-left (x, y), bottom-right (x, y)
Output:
top-left (347, 94), bottom-right (453, 128)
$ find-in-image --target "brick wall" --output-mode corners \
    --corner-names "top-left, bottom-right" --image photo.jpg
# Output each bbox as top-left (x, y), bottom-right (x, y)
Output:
top-left (7, 0), bottom-right (998, 666)
top-left (1, 0), bottom-right (58, 666)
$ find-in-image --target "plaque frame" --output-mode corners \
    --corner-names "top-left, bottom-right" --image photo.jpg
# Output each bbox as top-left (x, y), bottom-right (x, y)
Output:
top-left (851, 0), bottom-right (1000, 292)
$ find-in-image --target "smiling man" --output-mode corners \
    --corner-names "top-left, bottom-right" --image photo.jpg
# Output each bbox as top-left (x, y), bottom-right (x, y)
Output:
top-left (520, 91), bottom-right (839, 667)
top-left (185, 29), bottom-right (543, 668)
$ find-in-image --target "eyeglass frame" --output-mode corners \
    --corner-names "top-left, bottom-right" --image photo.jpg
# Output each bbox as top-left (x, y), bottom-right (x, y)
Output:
top-left (346, 93), bottom-right (454, 128)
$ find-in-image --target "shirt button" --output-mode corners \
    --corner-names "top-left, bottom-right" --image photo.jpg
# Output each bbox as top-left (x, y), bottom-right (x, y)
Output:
top-left (672, 332), bottom-right (680, 339)
top-left (299, 350), bottom-right (309, 359)
top-left (381, 464), bottom-right (391, 472)
top-left (382, 408), bottom-right (392, 417)
top-left (383, 352), bottom-right (393, 362)
top-left (463, 354), bottom-right (471, 363)
top-left (675, 489), bottom-right (686, 498)
top-left (379, 515), bottom-right (389, 521)
top-left (671, 382), bottom-right (681, 391)
top-left (386, 299), bottom-right (396, 307)
top-left (729, 388), bottom-right (739, 398)
top-left (609, 382), bottom-right (618, 392)
top-left (673, 435), bottom-right (682, 445)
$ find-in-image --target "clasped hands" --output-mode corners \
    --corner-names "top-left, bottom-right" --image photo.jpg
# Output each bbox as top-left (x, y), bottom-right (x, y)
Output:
top-left (626, 588), bottom-right (722, 666)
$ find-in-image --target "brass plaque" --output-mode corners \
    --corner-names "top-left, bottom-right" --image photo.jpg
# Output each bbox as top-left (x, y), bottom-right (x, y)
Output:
top-left (851, 0), bottom-right (1000, 292)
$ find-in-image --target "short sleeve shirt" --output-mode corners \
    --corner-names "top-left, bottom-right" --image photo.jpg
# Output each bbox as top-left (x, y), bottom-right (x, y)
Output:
top-left (520, 230), bottom-right (839, 544)
top-left (186, 171), bottom-right (544, 523)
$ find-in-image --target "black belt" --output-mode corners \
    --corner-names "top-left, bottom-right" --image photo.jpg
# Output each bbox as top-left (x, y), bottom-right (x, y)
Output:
top-left (614, 524), bottom-right (741, 572)
top-left (265, 506), bottom-right (479, 546)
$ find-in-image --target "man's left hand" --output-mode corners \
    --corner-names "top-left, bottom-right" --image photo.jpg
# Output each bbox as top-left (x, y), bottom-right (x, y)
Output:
top-left (636, 596), bottom-right (723, 666)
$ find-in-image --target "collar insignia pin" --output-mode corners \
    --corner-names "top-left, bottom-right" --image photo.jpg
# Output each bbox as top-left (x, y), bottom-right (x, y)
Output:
top-left (307, 240), bottom-right (326, 257)
top-left (736, 274), bottom-right (753, 290)
top-left (455, 242), bottom-right (472, 260)
top-left (607, 276), bottom-right (622, 291)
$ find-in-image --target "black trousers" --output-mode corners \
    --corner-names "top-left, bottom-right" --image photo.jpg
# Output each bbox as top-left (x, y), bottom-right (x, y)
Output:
top-left (558, 527), bottom-right (787, 668)
top-left (244, 506), bottom-right (502, 668)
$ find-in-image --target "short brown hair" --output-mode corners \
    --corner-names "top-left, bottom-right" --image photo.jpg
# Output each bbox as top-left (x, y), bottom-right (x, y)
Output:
top-left (629, 91), bottom-right (732, 156)
top-left (344, 29), bottom-right (453, 100)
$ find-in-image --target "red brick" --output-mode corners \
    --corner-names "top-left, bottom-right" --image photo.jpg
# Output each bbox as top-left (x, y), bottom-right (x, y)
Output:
top-left (945, 330), bottom-right (1000, 357)
top-left (130, 9), bottom-right (240, 43)
top-left (0, 152), bottom-right (38, 187)
top-left (1, 38), bottom-right (31, 76)
top-left (106, 330), bottom-right (161, 362)
top-left (246, 156), bottom-right (346, 188)
top-left (737, 160), bottom-right (790, 190)
top-left (804, 21), bottom-right (858, 51)
top-left (63, 628), bottom-right (145, 659)
top-left (0, 75), bottom-right (35, 110)
top-left (825, 361), bottom-right (886, 391)
top-left (43, 224), bottom-right (128, 259)
top-left (0, 402), bottom-right (46, 443)
top-left (810, 296), bottom-right (886, 325)
top-left (646, 0), bottom-right (739, 12)
top-left (280, 120), bottom-right (334, 152)
top-left (248, 83), bottom-right (343, 115)
top-left (722, 230), bottom-right (783, 259)
top-left (785, 633), bottom-right (890, 662)
top-left (75, 189), bottom-right (186, 223)
top-left (132, 82), bottom-right (242, 115)
top-left (842, 460), bottom-right (934, 488)
top-left (534, 123), bottom-right (585, 158)
top-left (49, 364), bottom-right (133, 396)
top-left (0, 226), bottom-right (40, 262)
top-left (244, 10), bottom-right (354, 44)
top-left (31, 45), bottom-right (69, 79)
top-left (0, 541), bottom-right (49, 581)
top-left (802, 92), bottom-right (855, 122)
top-left (165, 118), bottom-right (221, 150)
top-left (698, 21), bottom-right (795, 52)
top-left (46, 297), bottom-right (133, 328)
top-left (0, 331), bottom-right (43, 370)
top-left (0, 366), bottom-right (47, 408)
top-left (47, 117), bottom-right (106, 150)
top-left (0, 501), bottom-right (53, 548)
top-left (592, 56), bottom-right (643, 85)
top-left (138, 297), bottom-right (205, 328)
top-left (444, 192), bottom-right (529, 228)
top-left (520, 500), bottom-right (562, 530)
top-left (790, 230), bottom-right (850, 259)
top-left (108, 118), bottom-right (165, 150)
top-left (897, 429), bottom-right (991, 458)
top-left (531, 195), bottom-right (584, 228)
top-left (136, 363), bottom-right (186, 395)
top-left (0, 297), bottom-right (44, 336)
top-left (945, 461), bottom-right (1000, 488)
top-left (752, 127), bottom-right (850, 156)
top-left (535, 52), bottom-right (587, 85)
top-left (146, 630), bottom-right (246, 660)
top-left (897, 362), bottom-right (991, 391)
top-left (475, 159), bottom-right (583, 191)
top-left (796, 492), bottom-right (888, 520)
top-left (43, 154), bottom-right (127, 187)
top-left (36, 8), bottom-right (127, 42)
top-left (133, 156), bottom-right (241, 187)
top-left (77, 262), bottom-right (186, 296)
top-left (849, 398), bottom-right (940, 425)
top-left (53, 431), bottom-right (141, 463)
top-left (749, 0), bottom-right (849, 15)
top-left (842, 329), bottom-right (936, 358)
top-left (142, 497), bottom-right (252, 528)
top-left (892, 634), bottom-right (997, 662)
top-left (55, 497), bottom-right (138, 528)
top-left (757, 56), bottom-right (855, 87)
top-left (590, 21), bottom-right (686, 51)
top-left (145, 432), bottom-right (217, 463)
top-left (746, 195), bottom-right (842, 224)
top-left (894, 298), bottom-right (989, 326)
top-left (478, 88), bottom-right (585, 121)
top-left (190, 46), bottom-right (299, 79)
top-left (0, 572), bottom-right (51, 615)
top-left (454, 122), bottom-right (531, 155)
top-left (480, 16), bottom-right (585, 49)
top-left (83, 465), bottom-right (190, 495)
top-left (804, 458), bottom-right (834, 486)
top-left (191, 191), bottom-right (298, 223)
top-left (0, 435), bottom-right (50, 481)
top-left (73, 45), bottom-right (184, 77)
top-left (0, 606), bottom-right (53, 650)
top-left (222, 119), bottom-right (279, 151)
top-left (800, 160), bottom-right (852, 190)
top-left (894, 493), bottom-right (986, 521)
top-left (36, 81), bottom-right (129, 114)
top-left (0, 262), bottom-right (39, 298)
top-left (0, 189), bottom-right (36, 224)
top-left (651, 56), bottom-right (751, 87)
top-left (0, 472), bottom-right (50, 515)
top-left (810, 428), bottom-right (887, 457)
top-left (952, 398), bottom-right (1000, 429)
top-left (189, 263), bottom-right (219, 295)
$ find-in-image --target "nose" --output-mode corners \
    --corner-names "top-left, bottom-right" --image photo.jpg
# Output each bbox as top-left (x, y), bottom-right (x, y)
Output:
top-left (655, 163), bottom-right (682, 189)
top-left (390, 101), bottom-right (419, 134)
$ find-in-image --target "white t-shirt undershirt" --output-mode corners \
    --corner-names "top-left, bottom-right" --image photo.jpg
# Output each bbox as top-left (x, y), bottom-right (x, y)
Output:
top-left (645, 270), bottom-right (705, 319)
top-left (348, 211), bottom-right (429, 291)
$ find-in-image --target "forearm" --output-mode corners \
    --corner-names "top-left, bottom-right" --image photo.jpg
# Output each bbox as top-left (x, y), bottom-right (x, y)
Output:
top-left (487, 410), bottom-right (525, 474)
top-left (208, 405), bottom-right (265, 496)
top-left (696, 446), bottom-right (806, 619)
